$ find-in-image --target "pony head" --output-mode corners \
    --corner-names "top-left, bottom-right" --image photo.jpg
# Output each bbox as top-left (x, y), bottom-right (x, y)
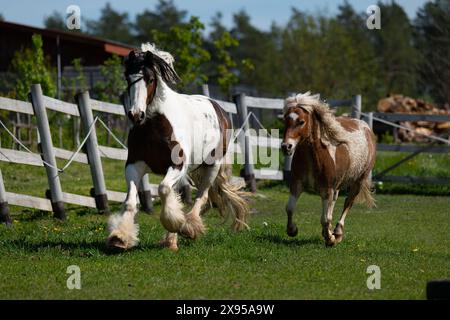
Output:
top-left (124, 43), bottom-right (179, 125)
top-left (281, 91), bottom-right (348, 155)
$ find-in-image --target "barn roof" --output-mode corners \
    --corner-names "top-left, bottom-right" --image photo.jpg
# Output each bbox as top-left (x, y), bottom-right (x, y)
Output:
top-left (0, 20), bottom-right (135, 71)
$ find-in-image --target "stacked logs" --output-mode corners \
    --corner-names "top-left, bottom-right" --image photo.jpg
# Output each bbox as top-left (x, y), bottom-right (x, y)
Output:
top-left (377, 94), bottom-right (450, 143)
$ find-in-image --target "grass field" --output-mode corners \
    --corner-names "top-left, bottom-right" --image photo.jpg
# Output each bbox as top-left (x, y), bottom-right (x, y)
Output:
top-left (0, 153), bottom-right (449, 299)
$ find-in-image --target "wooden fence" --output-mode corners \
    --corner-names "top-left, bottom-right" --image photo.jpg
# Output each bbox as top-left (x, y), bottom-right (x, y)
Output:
top-left (0, 84), bottom-right (156, 222)
top-left (2, 82), bottom-right (448, 223)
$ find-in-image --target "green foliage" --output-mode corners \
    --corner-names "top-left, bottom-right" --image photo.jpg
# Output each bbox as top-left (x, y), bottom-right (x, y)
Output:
top-left (379, 131), bottom-right (395, 144)
top-left (44, 11), bottom-right (66, 30)
top-left (135, 0), bottom-right (187, 43)
top-left (152, 16), bottom-right (211, 88)
top-left (414, 0), bottom-right (450, 105)
top-left (62, 58), bottom-right (88, 103)
top-left (9, 34), bottom-right (56, 100)
top-left (213, 31), bottom-right (239, 95)
top-left (86, 3), bottom-right (135, 44)
top-left (93, 54), bottom-right (126, 104)
top-left (371, 2), bottom-right (420, 97)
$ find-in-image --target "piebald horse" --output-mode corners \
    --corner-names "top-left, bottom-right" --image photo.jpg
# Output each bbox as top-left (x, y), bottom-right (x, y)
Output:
top-left (107, 43), bottom-right (249, 251)
top-left (281, 92), bottom-right (376, 246)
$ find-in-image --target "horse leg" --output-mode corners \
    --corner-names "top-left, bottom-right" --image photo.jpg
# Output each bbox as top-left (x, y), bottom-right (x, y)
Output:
top-left (158, 167), bottom-right (187, 236)
top-left (159, 232), bottom-right (179, 251)
top-left (321, 189), bottom-right (338, 247)
top-left (286, 180), bottom-right (302, 237)
top-left (333, 185), bottom-right (359, 244)
top-left (107, 161), bottom-right (148, 249)
top-left (179, 164), bottom-right (220, 239)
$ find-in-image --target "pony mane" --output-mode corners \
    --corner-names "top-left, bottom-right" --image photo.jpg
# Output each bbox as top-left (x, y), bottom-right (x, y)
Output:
top-left (284, 91), bottom-right (350, 145)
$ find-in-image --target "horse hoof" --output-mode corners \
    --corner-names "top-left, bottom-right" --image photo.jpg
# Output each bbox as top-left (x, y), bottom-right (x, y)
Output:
top-left (287, 226), bottom-right (298, 237)
top-left (158, 240), bottom-right (179, 252)
top-left (107, 235), bottom-right (128, 250)
top-left (179, 214), bottom-right (205, 240)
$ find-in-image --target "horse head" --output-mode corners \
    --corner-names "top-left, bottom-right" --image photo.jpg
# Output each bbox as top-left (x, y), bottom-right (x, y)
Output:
top-left (124, 44), bottom-right (180, 125)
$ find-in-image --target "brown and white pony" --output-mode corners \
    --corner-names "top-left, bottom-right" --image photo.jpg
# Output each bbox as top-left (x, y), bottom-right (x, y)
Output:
top-left (106, 43), bottom-right (249, 251)
top-left (281, 92), bottom-right (376, 246)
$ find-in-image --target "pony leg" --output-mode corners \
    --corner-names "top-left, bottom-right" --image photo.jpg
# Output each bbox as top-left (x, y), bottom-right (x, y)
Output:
top-left (159, 232), bottom-right (179, 251)
top-left (334, 186), bottom-right (359, 244)
top-left (321, 189), bottom-right (338, 247)
top-left (286, 180), bottom-right (302, 237)
top-left (158, 167), bottom-right (187, 234)
top-left (107, 161), bottom-right (148, 249)
top-left (179, 164), bottom-right (221, 239)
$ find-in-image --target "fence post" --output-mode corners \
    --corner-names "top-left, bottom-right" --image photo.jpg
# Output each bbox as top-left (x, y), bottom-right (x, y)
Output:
top-left (30, 84), bottom-right (66, 220)
top-left (351, 94), bottom-right (362, 119)
top-left (0, 170), bottom-right (11, 226)
top-left (234, 93), bottom-right (256, 192)
top-left (202, 84), bottom-right (210, 97)
top-left (76, 91), bottom-right (109, 214)
top-left (138, 176), bottom-right (154, 213)
top-left (120, 92), bottom-right (154, 211)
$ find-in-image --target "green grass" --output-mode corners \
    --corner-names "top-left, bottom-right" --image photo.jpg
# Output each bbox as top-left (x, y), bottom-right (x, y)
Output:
top-left (1, 159), bottom-right (449, 299)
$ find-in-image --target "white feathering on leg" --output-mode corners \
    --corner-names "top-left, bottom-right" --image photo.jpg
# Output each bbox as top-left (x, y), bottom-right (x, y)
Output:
top-left (160, 188), bottom-right (186, 233)
top-left (107, 210), bottom-right (139, 249)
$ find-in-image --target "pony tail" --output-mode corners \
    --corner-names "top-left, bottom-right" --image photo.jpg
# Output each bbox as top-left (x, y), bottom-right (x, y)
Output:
top-left (355, 177), bottom-right (376, 208)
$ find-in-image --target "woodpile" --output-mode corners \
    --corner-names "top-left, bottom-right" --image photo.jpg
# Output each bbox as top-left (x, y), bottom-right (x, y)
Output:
top-left (377, 94), bottom-right (450, 143)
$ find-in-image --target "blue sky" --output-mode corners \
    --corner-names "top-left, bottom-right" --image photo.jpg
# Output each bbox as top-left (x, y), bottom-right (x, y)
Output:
top-left (1, 0), bottom-right (428, 33)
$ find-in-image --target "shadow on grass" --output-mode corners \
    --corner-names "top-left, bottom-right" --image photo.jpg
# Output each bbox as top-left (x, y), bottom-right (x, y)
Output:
top-left (255, 233), bottom-right (323, 247)
top-left (2, 239), bottom-right (163, 255)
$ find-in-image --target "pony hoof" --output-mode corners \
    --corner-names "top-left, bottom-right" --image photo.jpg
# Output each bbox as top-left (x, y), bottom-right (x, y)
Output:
top-left (325, 234), bottom-right (336, 247)
top-left (158, 240), bottom-right (179, 252)
top-left (287, 225), bottom-right (298, 237)
top-left (334, 233), bottom-right (343, 244)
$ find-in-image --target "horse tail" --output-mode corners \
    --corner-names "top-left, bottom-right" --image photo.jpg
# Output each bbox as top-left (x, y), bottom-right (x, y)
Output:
top-left (355, 176), bottom-right (375, 208)
top-left (209, 163), bottom-right (251, 231)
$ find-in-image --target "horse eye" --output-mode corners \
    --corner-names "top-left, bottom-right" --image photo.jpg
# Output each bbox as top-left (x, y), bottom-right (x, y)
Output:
top-left (298, 119), bottom-right (305, 126)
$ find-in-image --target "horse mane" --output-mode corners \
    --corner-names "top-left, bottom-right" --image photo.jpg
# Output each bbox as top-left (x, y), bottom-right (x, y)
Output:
top-left (140, 43), bottom-right (175, 68)
top-left (284, 92), bottom-right (350, 145)
top-left (125, 43), bottom-right (180, 85)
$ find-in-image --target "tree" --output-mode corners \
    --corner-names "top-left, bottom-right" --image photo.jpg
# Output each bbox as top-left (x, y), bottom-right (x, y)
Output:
top-left (86, 3), bottom-right (135, 44)
top-left (134, 0), bottom-right (187, 43)
top-left (371, 1), bottom-right (420, 97)
top-left (0, 13), bottom-right (4, 21)
top-left (205, 13), bottom-right (241, 96)
top-left (414, 0), bottom-right (450, 104)
top-left (9, 34), bottom-right (56, 100)
top-left (229, 11), bottom-right (277, 95)
top-left (93, 54), bottom-right (126, 103)
top-left (44, 11), bottom-right (66, 30)
top-left (152, 16), bottom-right (211, 89)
